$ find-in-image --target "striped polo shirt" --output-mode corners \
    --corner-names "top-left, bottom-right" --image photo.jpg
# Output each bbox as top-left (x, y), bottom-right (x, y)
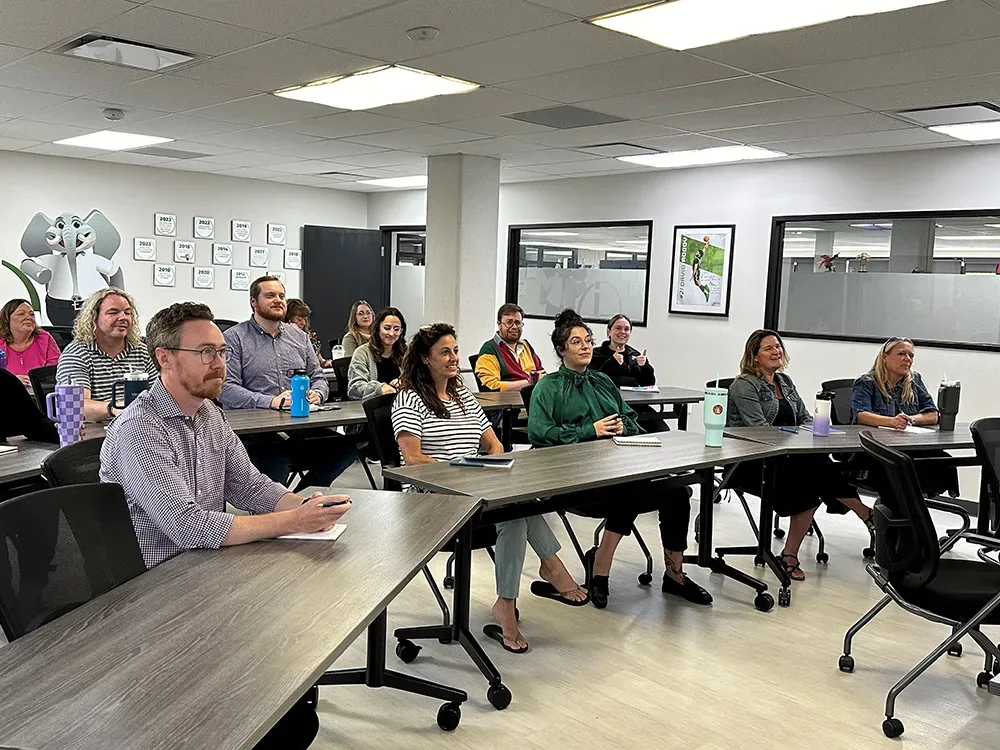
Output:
top-left (56, 339), bottom-right (154, 402)
top-left (391, 387), bottom-right (491, 462)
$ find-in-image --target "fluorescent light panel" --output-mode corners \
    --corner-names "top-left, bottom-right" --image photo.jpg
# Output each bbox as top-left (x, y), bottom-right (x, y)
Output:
top-left (275, 65), bottom-right (478, 111)
top-left (618, 145), bottom-right (786, 169)
top-left (591, 0), bottom-right (947, 50)
top-left (929, 121), bottom-right (1000, 141)
top-left (53, 130), bottom-right (173, 151)
top-left (356, 175), bottom-right (428, 188)
top-left (61, 36), bottom-right (194, 71)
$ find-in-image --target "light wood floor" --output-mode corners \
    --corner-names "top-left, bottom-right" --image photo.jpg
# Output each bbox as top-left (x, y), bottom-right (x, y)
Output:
top-left (317, 464), bottom-right (1000, 749)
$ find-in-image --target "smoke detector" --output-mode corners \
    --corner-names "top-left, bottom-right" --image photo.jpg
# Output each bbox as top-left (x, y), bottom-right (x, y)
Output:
top-left (102, 108), bottom-right (125, 122)
top-left (406, 26), bottom-right (440, 42)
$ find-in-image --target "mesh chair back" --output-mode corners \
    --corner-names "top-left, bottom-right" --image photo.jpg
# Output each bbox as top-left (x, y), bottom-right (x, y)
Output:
top-left (362, 393), bottom-right (401, 490)
top-left (41, 326), bottom-right (74, 351)
top-left (330, 357), bottom-right (352, 401)
top-left (970, 418), bottom-right (1000, 523)
top-left (468, 354), bottom-right (489, 392)
top-left (521, 384), bottom-right (535, 414)
top-left (859, 430), bottom-right (940, 588)
top-left (28, 365), bottom-right (58, 413)
top-left (214, 319), bottom-right (238, 332)
top-left (42, 437), bottom-right (105, 486)
top-left (821, 378), bottom-right (856, 425)
top-left (706, 377), bottom-right (736, 389)
top-left (0, 483), bottom-right (145, 641)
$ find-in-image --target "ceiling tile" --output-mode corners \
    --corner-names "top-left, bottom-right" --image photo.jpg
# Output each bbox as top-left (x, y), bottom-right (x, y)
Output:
top-left (94, 5), bottom-right (274, 57)
top-left (296, 0), bottom-right (571, 61)
top-left (148, 0), bottom-right (397, 35)
top-left (172, 39), bottom-right (376, 92)
top-left (709, 113), bottom-right (912, 145)
top-left (636, 133), bottom-right (742, 151)
top-left (500, 51), bottom-right (742, 103)
top-left (89, 151), bottom-right (175, 166)
top-left (0, 120), bottom-right (94, 142)
top-left (422, 137), bottom-right (547, 157)
top-left (210, 166), bottom-right (288, 180)
top-left (265, 159), bottom-right (350, 175)
top-left (21, 143), bottom-right (107, 158)
top-left (330, 150), bottom-right (427, 167)
top-left (517, 120), bottom-right (682, 148)
top-left (831, 73), bottom-right (1000, 111)
top-left (0, 53), bottom-right (153, 97)
top-left (0, 136), bottom-right (43, 151)
top-left (524, 1), bottom-right (637, 18)
top-left (501, 149), bottom-right (602, 167)
top-left (122, 114), bottom-right (243, 139)
top-left (260, 139), bottom-right (387, 159)
top-left (199, 150), bottom-right (299, 167)
top-left (189, 127), bottom-right (324, 150)
top-left (761, 128), bottom-right (952, 155)
top-left (648, 96), bottom-right (866, 132)
top-left (441, 115), bottom-right (553, 137)
top-left (150, 139), bottom-right (241, 156)
top-left (370, 88), bottom-right (557, 125)
top-left (153, 158), bottom-right (231, 172)
top-left (0, 87), bottom-right (72, 118)
top-left (0, 0), bottom-right (134, 50)
top-left (270, 111), bottom-right (416, 138)
top-left (343, 125), bottom-right (489, 149)
top-left (409, 21), bottom-right (653, 85)
top-left (189, 94), bottom-right (334, 126)
top-left (96, 75), bottom-right (256, 111)
top-left (0, 44), bottom-right (31, 67)
top-left (499, 166), bottom-right (549, 182)
top-left (527, 158), bottom-right (649, 176)
top-left (583, 76), bottom-right (808, 120)
top-left (24, 98), bottom-right (164, 129)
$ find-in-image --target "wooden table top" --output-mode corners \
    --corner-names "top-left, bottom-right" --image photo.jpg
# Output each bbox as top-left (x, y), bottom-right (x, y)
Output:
top-left (0, 488), bottom-right (481, 750)
top-left (0, 442), bottom-right (64, 485)
top-left (473, 385), bottom-right (704, 411)
top-left (383, 432), bottom-right (783, 508)
top-left (723, 423), bottom-right (975, 454)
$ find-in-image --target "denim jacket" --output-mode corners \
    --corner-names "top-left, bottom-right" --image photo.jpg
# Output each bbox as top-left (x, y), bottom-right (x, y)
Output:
top-left (727, 372), bottom-right (811, 428)
top-left (850, 371), bottom-right (937, 423)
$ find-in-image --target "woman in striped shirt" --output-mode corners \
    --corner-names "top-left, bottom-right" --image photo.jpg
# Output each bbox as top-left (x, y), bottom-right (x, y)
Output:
top-left (392, 323), bottom-right (587, 654)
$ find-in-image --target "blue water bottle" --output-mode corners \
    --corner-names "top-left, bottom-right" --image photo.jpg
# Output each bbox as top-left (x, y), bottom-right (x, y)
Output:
top-left (289, 369), bottom-right (310, 417)
top-left (0, 347), bottom-right (6, 371)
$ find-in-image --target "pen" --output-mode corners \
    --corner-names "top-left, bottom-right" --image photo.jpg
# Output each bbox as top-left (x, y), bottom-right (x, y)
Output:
top-left (778, 427), bottom-right (798, 434)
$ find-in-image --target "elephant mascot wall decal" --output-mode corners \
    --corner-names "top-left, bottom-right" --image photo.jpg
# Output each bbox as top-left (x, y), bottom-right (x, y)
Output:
top-left (20, 210), bottom-right (124, 327)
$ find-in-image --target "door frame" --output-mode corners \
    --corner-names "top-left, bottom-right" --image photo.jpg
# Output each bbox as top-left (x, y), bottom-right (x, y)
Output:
top-left (380, 224), bottom-right (426, 307)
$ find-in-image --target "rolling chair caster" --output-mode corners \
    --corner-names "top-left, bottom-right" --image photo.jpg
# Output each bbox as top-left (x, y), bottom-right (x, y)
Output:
top-left (947, 642), bottom-right (963, 657)
top-left (437, 702), bottom-right (461, 731)
top-left (773, 528), bottom-right (785, 540)
top-left (753, 592), bottom-right (774, 612)
top-left (487, 683), bottom-right (512, 710)
top-left (443, 576), bottom-right (455, 590)
top-left (816, 552), bottom-right (829, 564)
top-left (977, 671), bottom-right (994, 688)
top-left (638, 573), bottom-right (653, 585)
top-left (838, 655), bottom-right (854, 673)
top-left (778, 587), bottom-right (791, 607)
top-left (882, 717), bottom-right (904, 738)
top-left (395, 639), bottom-right (421, 664)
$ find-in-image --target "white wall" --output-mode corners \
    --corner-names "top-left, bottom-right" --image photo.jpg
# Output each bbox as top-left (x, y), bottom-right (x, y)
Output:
top-left (0, 151), bottom-right (367, 327)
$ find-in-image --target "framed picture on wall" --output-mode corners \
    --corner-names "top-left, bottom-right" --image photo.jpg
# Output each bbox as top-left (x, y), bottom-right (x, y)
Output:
top-left (153, 264), bottom-right (175, 287)
top-left (668, 225), bottom-right (736, 317)
top-left (231, 269), bottom-right (251, 291)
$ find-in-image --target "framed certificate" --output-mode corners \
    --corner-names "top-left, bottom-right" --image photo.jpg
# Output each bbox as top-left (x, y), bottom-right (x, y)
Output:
top-left (173, 240), bottom-right (196, 263)
top-left (231, 220), bottom-right (251, 243)
top-left (154, 213), bottom-right (176, 237)
top-left (213, 243), bottom-right (233, 265)
top-left (153, 264), bottom-right (176, 287)
top-left (283, 248), bottom-right (301, 269)
top-left (133, 238), bottom-right (156, 261)
top-left (193, 267), bottom-right (215, 289)
top-left (231, 269), bottom-right (251, 291)
top-left (267, 223), bottom-right (286, 245)
top-left (193, 216), bottom-right (215, 239)
top-left (249, 245), bottom-right (269, 267)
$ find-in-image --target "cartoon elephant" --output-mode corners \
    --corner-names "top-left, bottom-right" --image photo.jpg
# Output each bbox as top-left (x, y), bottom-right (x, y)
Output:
top-left (20, 210), bottom-right (124, 327)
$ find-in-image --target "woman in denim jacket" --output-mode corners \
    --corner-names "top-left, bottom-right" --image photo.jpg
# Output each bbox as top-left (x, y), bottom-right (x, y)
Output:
top-left (728, 330), bottom-right (873, 581)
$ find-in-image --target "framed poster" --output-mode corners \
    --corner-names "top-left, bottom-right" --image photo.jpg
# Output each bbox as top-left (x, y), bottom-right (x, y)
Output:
top-left (133, 237), bottom-right (156, 261)
top-left (174, 240), bottom-right (196, 263)
top-left (668, 225), bottom-right (736, 317)
top-left (249, 245), bottom-right (269, 267)
top-left (213, 243), bottom-right (233, 265)
top-left (283, 248), bottom-right (301, 269)
top-left (232, 220), bottom-right (251, 243)
top-left (269, 270), bottom-right (286, 284)
top-left (193, 216), bottom-right (215, 239)
top-left (267, 223), bottom-right (286, 245)
top-left (154, 213), bottom-right (176, 236)
top-left (231, 269), bottom-right (251, 291)
top-left (193, 267), bottom-right (215, 289)
top-left (153, 264), bottom-right (175, 287)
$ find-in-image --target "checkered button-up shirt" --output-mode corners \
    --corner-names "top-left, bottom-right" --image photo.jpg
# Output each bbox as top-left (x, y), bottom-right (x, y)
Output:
top-left (100, 380), bottom-right (289, 568)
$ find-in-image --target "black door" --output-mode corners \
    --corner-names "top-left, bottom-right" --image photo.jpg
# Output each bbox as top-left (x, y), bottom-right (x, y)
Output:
top-left (302, 226), bottom-right (386, 348)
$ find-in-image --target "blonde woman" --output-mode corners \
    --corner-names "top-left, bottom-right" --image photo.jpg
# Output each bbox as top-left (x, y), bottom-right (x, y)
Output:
top-left (342, 300), bottom-right (374, 356)
top-left (55, 288), bottom-right (153, 422)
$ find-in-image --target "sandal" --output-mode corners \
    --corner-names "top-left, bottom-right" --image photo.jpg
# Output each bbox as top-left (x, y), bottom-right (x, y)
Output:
top-left (781, 552), bottom-right (806, 581)
top-left (529, 580), bottom-right (590, 606)
top-left (483, 624), bottom-right (529, 654)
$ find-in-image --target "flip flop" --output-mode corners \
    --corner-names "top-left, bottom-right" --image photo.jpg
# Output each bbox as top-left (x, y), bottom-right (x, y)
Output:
top-left (483, 624), bottom-right (529, 654)
top-left (529, 580), bottom-right (590, 606)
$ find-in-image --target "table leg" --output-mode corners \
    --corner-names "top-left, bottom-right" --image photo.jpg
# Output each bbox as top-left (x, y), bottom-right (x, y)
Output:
top-left (677, 404), bottom-right (689, 431)
top-left (978, 467), bottom-right (994, 535)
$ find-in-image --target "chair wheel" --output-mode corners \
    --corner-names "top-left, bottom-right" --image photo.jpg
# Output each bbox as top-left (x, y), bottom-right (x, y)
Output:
top-left (816, 552), bottom-right (830, 564)
top-left (487, 683), bottom-right (512, 710)
top-left (395, 639), bottom-right (421, 664)
top-left (977, 671), bottom-right (994, 688)
top-left (754, 593), bottom-right (774, 612)
top-left (882, 718), bottom-right (904, 738)
top-left (806, 526), bottom-right (814, 536)
top-left (773, 528), bottom-right (786, 539)
top-left (638, 573), bottom-right (653, 585)
top-left (443, 576), bottom-right (455, 590)
top-left (939, 536), bottom-right (948, 548)
top-left (753, 555), bottom-right (764, 567)
top-left (437, 702), bottom-right (461, 731)
top-left (839, 655), bottom-right (855, 673)
top-left (948, 642), bottom-right (963, 657)
top-left (778, 588), bottom-right (791, 607)
top-left (862, 547), bottom-right (875, 560)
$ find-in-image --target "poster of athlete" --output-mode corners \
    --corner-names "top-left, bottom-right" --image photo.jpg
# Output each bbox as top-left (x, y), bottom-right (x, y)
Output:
top-left (668, 224), bottom-right (736, 317)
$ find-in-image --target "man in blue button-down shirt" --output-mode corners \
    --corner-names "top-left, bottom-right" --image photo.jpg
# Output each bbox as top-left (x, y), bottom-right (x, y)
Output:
top-left (221, 276), bottom-right (357, 489)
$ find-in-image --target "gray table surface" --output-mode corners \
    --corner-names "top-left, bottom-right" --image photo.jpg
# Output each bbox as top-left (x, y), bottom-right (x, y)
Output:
top-left (0, 488), bottom-right (481, 750)
top-left (723, 423), bottom-right (975, 454)
top-left (384, 432), bottom-right (783, 508)
top-left (473, 385), bottom-right (704, 411)
top-left (0, 442), bottom-right (65, 485)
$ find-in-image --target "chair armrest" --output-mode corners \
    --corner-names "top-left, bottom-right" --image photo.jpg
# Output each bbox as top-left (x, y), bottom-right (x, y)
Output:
top-left (960, 532), bottom-right (1000, 552)
top-left (926, 498), bottom-right (972, 523)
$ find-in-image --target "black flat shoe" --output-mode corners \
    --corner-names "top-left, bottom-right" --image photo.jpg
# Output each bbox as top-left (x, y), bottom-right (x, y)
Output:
top-left (661, 573), bottom-right (713, 605)
top-left (584, 548), bottom-right (609, 609)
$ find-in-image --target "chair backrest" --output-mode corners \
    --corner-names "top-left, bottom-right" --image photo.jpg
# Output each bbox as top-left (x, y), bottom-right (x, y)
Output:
top-left (970, 418), bottom-right (1000, 519)
top-left (42, 437), bottom-right (106, 486)
top-left (362, 393), bottom-right (401, 490)
top-left (41, 326), bottom-right (74, 351)
top-left (0, 483), bottom-right (146, 641)
top-left (214, 319), bottom-right (238, 332)
top-left (821, 378), bottom-right (855, 425)
top-left (705, 377), bottom-right (735, 389)
top-left (858, 430), bottom-right (940, 589)
top-left (331, 356), bottom-right (352, 401)
top-left (468, 354), bottom-right (489, 392)
top-left (521, 383), bottom-right (535, 415)
top-left (28, 365), bottom-right (58, 413)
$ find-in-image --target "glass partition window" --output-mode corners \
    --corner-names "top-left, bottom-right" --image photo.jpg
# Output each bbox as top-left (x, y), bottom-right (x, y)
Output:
top-left (506, 221), bottom-right (652, 325)
top-left (769, 211), bottom-right (1000, 350)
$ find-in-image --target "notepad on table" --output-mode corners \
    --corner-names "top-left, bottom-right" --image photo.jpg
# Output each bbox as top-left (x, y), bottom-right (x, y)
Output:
top-left (619, 385), bottom-right (659, 392)
top-left (878, 425), bottom-right (933, 434)
top-left (0, 444), bottom-right (18, 455)
top-left (277, 524), bottom-right (347, 542)
top-left (800, 425), bottom-right (844, 434)
top-left (449, 456), bottom-right (514, 469)
top-left (613, 435), bottom-right (661, 447)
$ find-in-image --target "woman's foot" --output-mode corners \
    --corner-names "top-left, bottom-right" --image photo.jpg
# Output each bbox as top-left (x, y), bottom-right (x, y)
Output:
top-left (538, 557), bottom-right (588, 603)
top-left (490, 599), bottom-right (528, 653)
top-left (584, 548), bottom-right (609, 609)
top-left (661, 573), bottom-right (713, 605)
top-left (781, 552), bottom-right (806, 581)
top-left (861, 506), bottom-right (876, 535)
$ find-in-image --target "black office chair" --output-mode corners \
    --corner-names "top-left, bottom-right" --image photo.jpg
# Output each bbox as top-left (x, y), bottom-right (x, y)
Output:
top-left (214, 319), bottom-right (238, 332)
top-left (838, 430), bottom-right (1000, 738)
top-left (27, 365), bottom-right (58, 414)
top-left (41, 326), bottom-right (74, 351)
top-left (468, 354), bottom-right (486, 392)
top-left (330, 356), bottom-right (351, 402)
top-left (42, 437), bottom-right (105, 486)
top-left (0, 483), bottom-right (146, 641)
top-left (971, 418), bottom-right (1000, 537)
top-left (521, 385), bottom-right (655, 585)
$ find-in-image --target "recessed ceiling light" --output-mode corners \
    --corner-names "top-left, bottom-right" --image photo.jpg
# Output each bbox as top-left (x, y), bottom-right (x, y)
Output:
top-left (522, 231), bottom-right (580, 237)
top-left (57, 35), bottom-right (194, 71)
top-left (929, 121), bottom-right (1000, 141)
top-left (618, 145), bottom-right (786, 169)
top-left (850, 223), bottom-right (893, 229)
top-left (53, 130), bottom-right (174, 151)
top-left (356, 175), bottom-right (428, 188)
top-left (275, 65), bottom-right (478, 111)
top-left (590, 0), bottom-right (947, 50)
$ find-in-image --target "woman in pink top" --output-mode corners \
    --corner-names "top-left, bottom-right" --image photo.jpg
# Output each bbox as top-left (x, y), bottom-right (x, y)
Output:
top-left (0, 299), bottom-right (61, 387)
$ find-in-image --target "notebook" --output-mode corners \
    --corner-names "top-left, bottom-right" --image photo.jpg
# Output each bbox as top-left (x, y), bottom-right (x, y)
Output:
top-left (619, 385), bottom-right (659, 393)
top-left (277, 524), bottom-right (347, 542)
top-left (613, 435), bottom-right (661, 447)
top-left (877, 425), bottom-right (933, 434)
top-left (449, 455), bottom-right (515, 469)
top-left (0, 445), bottom-right (17, 456)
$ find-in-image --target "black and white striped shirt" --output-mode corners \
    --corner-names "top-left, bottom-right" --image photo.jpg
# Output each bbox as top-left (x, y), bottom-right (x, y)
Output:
top-left (100, 380), bottom-right (288, 568)
top-left (391, 387), bottom-right (491, 462)
top-left (56, 339), bottom-right (154, 402)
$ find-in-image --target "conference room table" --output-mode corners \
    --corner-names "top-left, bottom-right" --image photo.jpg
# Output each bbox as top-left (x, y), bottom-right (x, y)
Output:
top-left (0, 488), bottom-right (481, 749)
top-left (383, 431), bottom-right (784, 702)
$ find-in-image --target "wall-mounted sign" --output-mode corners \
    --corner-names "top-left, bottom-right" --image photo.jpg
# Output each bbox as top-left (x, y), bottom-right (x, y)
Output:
top-left (154, 213), bottom-right (176, 237)
top-left (213, 243), bottom-right (233, 265)
top-left (153, 264), bottom-right (175, 287)
top-left (193, 216), bottom-right (215, 239)
top-left (193, 267), bottom-right (215, 289)
top-left (269, 270), bottom-right (286, 284)
top-left (174, 240), bottom-right (196, 263)
top-left (231, 269), bottom-right (251, 291)
top-left (283, 248), bottom-right (301, 269)
top-left (231, 220), bottom-right (251, 243)
top-left (133, 237), bottom-right (156, 261)
top-left (249, 245), bottom-right (269, 267)
top-left (267, 223), bottom-right (286, 245)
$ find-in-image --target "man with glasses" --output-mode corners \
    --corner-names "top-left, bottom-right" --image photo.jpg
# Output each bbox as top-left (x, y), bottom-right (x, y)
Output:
top-left (475, 303), bottom-right (545, 392)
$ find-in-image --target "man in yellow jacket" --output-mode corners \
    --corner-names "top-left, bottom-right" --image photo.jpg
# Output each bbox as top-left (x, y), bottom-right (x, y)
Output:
top-left (474, 303), bottom-right (544, 392)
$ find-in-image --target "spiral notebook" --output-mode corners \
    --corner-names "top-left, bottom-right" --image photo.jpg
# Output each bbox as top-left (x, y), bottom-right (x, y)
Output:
top-left (612, 436), bottom-right (661, 447)
top-left (277, 524), bottom-right (347, 542)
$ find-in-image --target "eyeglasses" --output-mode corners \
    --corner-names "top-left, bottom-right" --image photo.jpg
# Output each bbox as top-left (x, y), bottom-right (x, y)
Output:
top-left (500, 320), bottom-right (524, 328)
top-left (167, 346), bottom-right (228, 364)
top-left (567, 337), bottom-right (594, 347)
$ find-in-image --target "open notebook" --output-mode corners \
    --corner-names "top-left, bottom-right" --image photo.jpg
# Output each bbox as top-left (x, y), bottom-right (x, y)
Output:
top-left (277, 524), bottom-right (347, 541)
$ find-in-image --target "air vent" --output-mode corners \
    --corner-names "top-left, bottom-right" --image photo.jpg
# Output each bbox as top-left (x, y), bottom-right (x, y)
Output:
top-left (576, 142), bottom-right (659, 157)
top-left (503, 106), bottom-right (627, 130)
top-left (896, 103), bottom-right (1000, 128)
top-left (132, 146), bottom-right (212, 159)
top-left (51, 34), bottom-right (197, 72)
